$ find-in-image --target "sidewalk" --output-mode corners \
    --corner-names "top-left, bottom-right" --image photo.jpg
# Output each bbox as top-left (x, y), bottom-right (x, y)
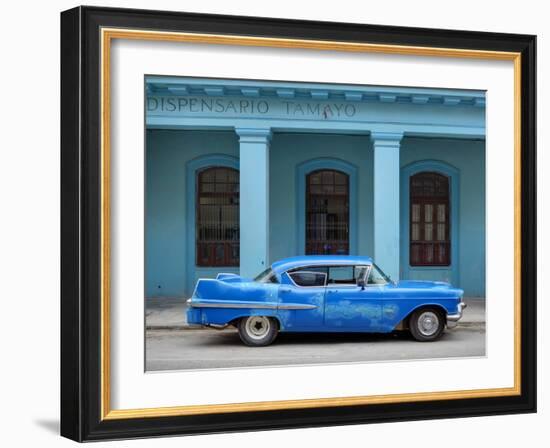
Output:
top-left (146, 297), bottom-right (189, 329)
top-left (145, 296), bottom-right (486, 329)
top-left (460, 297), bottom-right (485, 323)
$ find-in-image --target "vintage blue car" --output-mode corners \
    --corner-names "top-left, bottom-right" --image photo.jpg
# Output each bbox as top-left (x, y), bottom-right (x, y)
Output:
top-left (186, 255), bottom-right (466, 346)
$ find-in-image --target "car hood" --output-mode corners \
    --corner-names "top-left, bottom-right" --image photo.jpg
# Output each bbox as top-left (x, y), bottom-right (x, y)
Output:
top-left (391, 280), bottom-right (464, 298)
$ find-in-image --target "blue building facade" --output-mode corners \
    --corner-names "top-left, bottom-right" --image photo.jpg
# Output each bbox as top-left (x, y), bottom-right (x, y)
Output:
top-left (145, 77), bottom-right (486, 298)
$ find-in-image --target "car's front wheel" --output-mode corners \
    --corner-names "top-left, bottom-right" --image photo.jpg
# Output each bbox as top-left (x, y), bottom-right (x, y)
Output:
top-left (409, 308), bottom-right (445, 342)
top-left (238, 316), bottom-right (278, 346)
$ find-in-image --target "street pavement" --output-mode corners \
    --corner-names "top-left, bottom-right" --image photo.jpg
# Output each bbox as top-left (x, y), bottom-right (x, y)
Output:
top-left (145, 297), bottom-right (486, 371)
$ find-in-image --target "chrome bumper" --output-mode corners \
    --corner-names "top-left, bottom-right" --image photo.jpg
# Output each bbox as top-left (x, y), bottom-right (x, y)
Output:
top-left (446, 302), bottom-right (467, 328)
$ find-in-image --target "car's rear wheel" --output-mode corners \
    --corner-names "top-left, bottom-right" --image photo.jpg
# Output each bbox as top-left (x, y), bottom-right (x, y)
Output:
top-left (238, 316), bottom-right (278, 346)
top-left (409, 308), bottom-right (445, 342)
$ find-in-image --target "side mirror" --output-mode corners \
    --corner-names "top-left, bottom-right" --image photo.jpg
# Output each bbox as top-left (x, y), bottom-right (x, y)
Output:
top-left (357, 278), bottom-right (366, 290)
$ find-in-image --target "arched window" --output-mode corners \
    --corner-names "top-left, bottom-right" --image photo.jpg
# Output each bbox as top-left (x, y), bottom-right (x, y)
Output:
top-left (306, 169), bottom-right (349, 255)
top-left (410, 172), bottom-right (450, 266)
top-left (196, 167), bottom-right (239, 266)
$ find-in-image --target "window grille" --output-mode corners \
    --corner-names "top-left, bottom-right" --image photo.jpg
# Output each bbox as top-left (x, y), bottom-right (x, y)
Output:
top-left (410, 172), bottom-right (450, 266)
top-left (196, 167), bottom-right (239, 266)
top-left (306, 169), bottom-right (349, 255)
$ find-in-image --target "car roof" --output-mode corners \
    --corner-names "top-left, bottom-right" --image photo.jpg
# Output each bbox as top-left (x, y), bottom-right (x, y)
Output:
top-left (271, 255), bottom-right (373, 274)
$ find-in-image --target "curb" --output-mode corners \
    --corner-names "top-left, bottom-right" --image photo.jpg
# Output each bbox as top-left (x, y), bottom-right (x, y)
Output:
top-left (146, 325), bottom-right (205, 331)
top-left (146, 324), bottom-right (237, 331)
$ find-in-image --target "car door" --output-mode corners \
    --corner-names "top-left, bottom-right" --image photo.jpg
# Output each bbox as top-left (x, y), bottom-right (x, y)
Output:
top-left (366, 263), bottom-right (400, 332)
top-left (324, 265), bottom-right (383, 330)
top-left (277, 268), bottom-right (327, 330)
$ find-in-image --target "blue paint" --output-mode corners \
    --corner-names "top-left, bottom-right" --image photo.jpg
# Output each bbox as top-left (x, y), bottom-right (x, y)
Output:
top-left (145, 78), bottom-right (486, 299)
top-left (270, 133), bottom-right (372, 264)
top-left (145, 76), bottom-right (486, 139)
top-left (186, 153), bottom-right (240, 295)
top-left (372, 132), bottom-right (403, 281)
top-left (296, 157), bottom-right (358, 255)
top-left (271, 255), bottom-right (373, 273)
top-left (146, 75), bottom-right (485, 104)
top-left (147, 131), bottom-right (485, 298)
top-left (236, 128), bottom-right (272, 278)
top-left (145, 130), bottom-right (239, 297)
top-left (187, 255), bottom-right (464, 334)
top-left (148, 116), bottom-right (484, 139)
top-left (400, 138), bottom-right (485, 296)
top-left (400, 159), bottom-right (460, 287)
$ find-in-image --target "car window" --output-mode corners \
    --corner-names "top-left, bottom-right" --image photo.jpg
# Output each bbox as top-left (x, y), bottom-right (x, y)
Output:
top-left (328, 266), bottom-right (355, 284)
top-left (253, 268), bottom-right (279, 284)
top-left (327, 265), bottom-right (369, 285)
top-left (355, 265), bottom-right (369, 282)
top-left (289, 271), bottom-right (327, 287)
top-left (301, 266), bottom-right (328, 275)
top-left (367, 264), bottom-right (390, 285)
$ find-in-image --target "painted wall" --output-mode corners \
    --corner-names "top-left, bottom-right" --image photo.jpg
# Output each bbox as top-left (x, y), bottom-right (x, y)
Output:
top-left (400, 137), bottom-right (486, 297)
top-left (269, 133), bottom-right (374, 263)
top-left (145, 129), bottom-right (239, 298)
top-left (146, 131), bottom-right (485, 298)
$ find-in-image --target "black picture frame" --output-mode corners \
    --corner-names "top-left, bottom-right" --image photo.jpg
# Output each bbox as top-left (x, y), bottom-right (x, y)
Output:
top-left (61, 5), bottom-right (536, 442)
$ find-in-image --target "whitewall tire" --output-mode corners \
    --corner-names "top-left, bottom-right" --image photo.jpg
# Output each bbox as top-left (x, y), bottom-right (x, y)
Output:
top-left (238, 316), bottom-right (278, 346)
top-left (409, 308), bottom-right (445, 342)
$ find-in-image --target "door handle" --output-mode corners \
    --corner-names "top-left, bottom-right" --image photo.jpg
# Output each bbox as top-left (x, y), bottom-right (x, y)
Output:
top-left (280, 287), bottom-right (291, 294)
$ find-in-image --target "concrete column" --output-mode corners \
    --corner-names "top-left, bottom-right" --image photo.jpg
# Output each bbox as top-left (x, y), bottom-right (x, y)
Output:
top-left (371, 131), bottom-right (404, 281)
top-left (235, 127), bottom-right (272, 278)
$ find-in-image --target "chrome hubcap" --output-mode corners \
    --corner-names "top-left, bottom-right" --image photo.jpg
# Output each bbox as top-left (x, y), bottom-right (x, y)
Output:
top-left (418, 311), bottom-right (440, 336)
top-left (245, 316), bottom-right (271, 340)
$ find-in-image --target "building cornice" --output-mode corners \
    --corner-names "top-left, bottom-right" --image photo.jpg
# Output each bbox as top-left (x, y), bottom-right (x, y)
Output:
top-left (146, 77), bottom-right (486, 109)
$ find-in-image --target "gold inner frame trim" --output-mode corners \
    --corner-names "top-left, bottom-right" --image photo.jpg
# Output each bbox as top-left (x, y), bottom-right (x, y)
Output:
top-left (100, 27), bottom-right (522, 420)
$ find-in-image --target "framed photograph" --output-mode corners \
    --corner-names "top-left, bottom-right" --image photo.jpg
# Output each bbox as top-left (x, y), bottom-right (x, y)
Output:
top-left (60, 6), bottom-right (536, 441)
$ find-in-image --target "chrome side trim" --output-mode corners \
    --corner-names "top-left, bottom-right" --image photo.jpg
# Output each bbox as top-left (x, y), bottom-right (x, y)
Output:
top-left (188, 299), bottom-right (317, 310)
top-left (278, 304), bottom-right (318, 310)
top-left (190, 301), bottom-right (277, 309)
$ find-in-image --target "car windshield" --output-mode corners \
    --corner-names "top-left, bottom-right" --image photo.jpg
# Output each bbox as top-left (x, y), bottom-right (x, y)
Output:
top-left (253, 267), bottom-right (279, 283)
top-left (368, 264), bottom-right (392, 285)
